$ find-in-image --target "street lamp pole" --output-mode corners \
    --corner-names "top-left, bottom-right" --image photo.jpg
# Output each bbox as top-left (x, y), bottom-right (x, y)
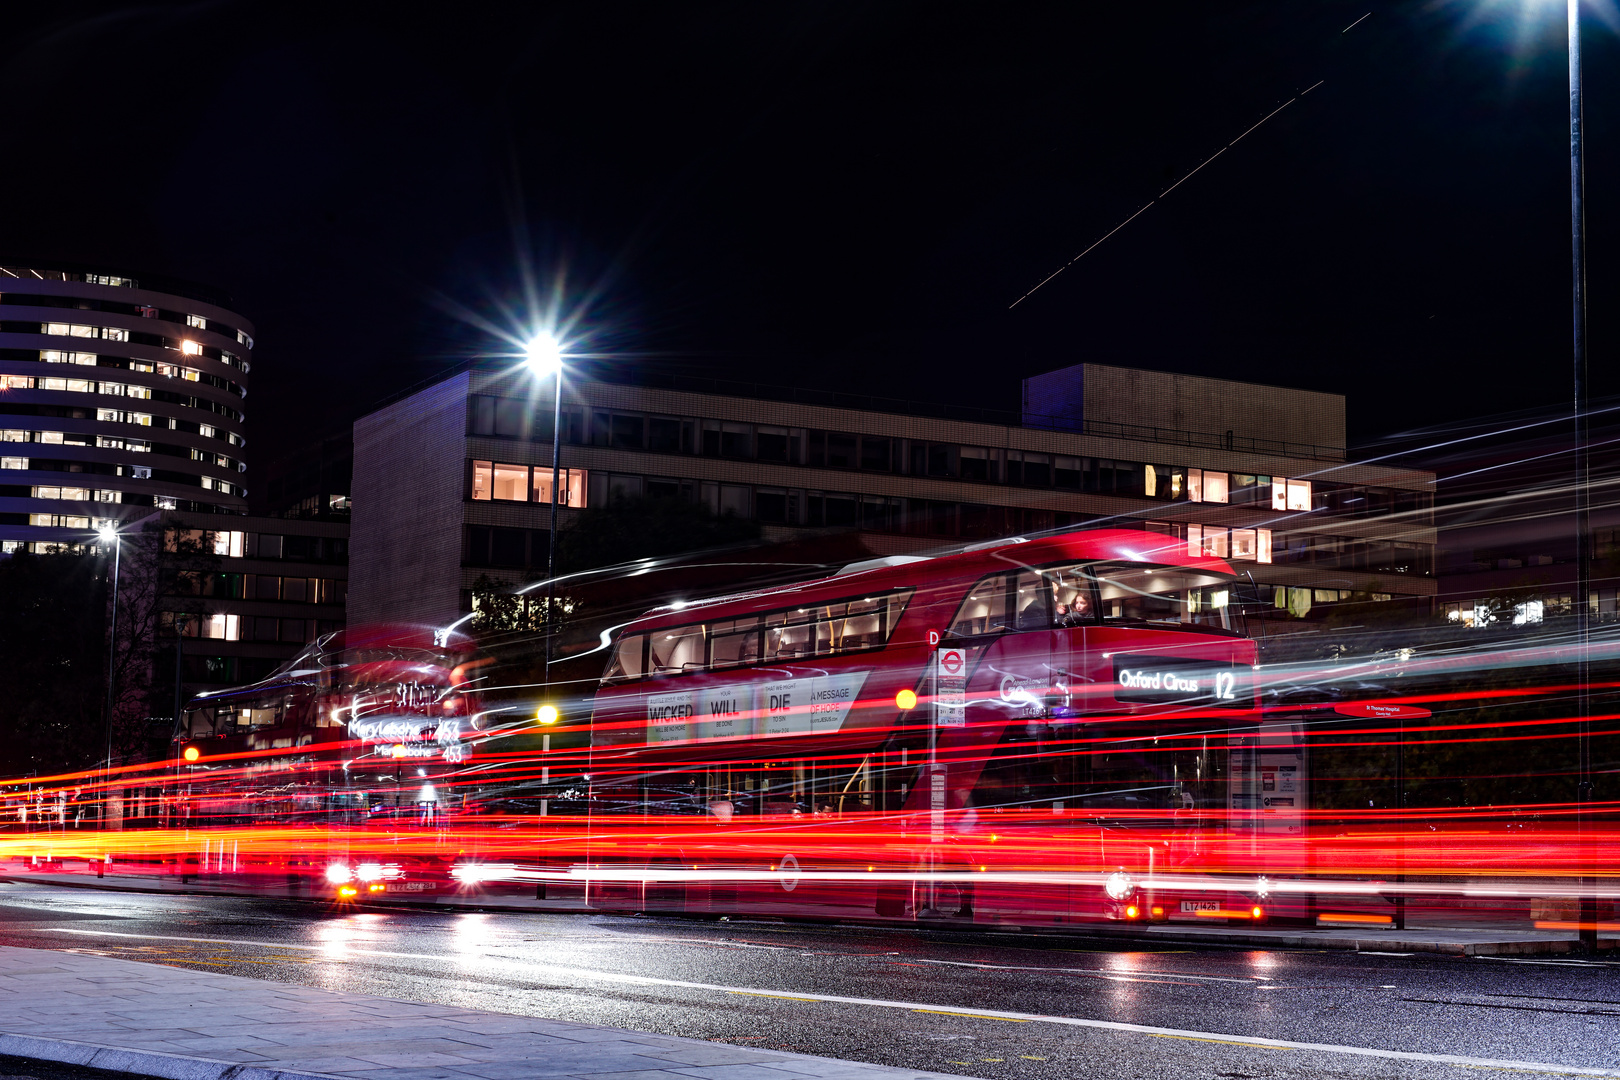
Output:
top-left (525, 333), bottom-right (566, 693)
top-left (99, 524), bottom-right (122, 807)
top-left (546, 371), bottom-right (562, 689)
top-left (1566, 0), bottom-right (1597, 951)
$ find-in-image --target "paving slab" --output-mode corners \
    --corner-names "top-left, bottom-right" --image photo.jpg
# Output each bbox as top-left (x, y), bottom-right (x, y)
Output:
top-left (0, 947), bottom-right (977, 1080)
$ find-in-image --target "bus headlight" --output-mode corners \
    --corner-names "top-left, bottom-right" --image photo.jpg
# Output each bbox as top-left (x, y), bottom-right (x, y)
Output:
top-left (356, 862), bottom-right (384, 882)
top-left (325, 862), bottom-right (353, 885)
top-left (1254, 875), bottom-right (1271, 900)
top-left (1104, 871), bottom-right (1134, 901)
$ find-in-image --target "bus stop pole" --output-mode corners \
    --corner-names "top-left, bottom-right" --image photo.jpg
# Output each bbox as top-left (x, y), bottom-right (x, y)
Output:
top-left (927, 651), bottom-right (939, 916)
top-left (1394, 711), bottom-right (1406, 931)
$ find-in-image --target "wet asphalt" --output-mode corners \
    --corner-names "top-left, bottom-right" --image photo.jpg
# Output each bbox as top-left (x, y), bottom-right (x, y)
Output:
top-left (0, 882), bottom-right (1616, 1080)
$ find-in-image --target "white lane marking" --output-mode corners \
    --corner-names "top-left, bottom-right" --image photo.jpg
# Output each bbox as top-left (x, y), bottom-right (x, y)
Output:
top-left (34, 927), bottom-right (1620, 1078)
top-left (902, 956), bottom-right (1258, 985)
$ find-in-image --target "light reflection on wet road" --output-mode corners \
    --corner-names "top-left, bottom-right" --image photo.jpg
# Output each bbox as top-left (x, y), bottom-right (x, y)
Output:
top-left (1, 882), bottom-right (1617, 1079)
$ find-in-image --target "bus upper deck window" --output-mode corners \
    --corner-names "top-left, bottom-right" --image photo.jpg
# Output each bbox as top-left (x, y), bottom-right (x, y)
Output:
top-left (603, 633), bottom-right (647, 682)
top-left (649, 626), bottom-right (704, 675)
top-left (709, 617), bottom-right (762, 668)
top-left (950, 576), bottom-right (1011, 637)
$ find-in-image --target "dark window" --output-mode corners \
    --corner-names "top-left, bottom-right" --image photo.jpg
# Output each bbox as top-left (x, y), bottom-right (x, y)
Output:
top-left (720, 423), bottom-right (751, 458)
top-left (464, 525), bottom-right (491, 567)
top-left (282, 535), bottom-right (317, 560)
top-left (494, 398), bottom-right (527, 438)
top-left (824, 494), bottom-right (858, 526)
top-left (702, 427), bottom-right (721, 456)
top-left (646, 477), bottom-right (684, 499)
top-left (252, 616), bottom-right (279, 642)
top-left (491, 527), bottom-right (526, 568)
top-left (807, 431), bottom-right (826, 467)
top-left (280, 619), bottom-right (308, 644)
top-left (755, 489), bottom-right (788, 523)
top-left (927, 444), bottom-right (953, 477)
top-left (592, 411), bottom-right (612, 447)
top-left (253, 575), bottom-right (280, 600)
top-left (282, 577), bottom-right (309, 603)
top-left (256, 534), bottom-right (283, 558)
top-left (960, 448), bottom-right (992, 482)
top-left (756, 428), bottom-right (790, 462)
top-left (1022, 453), bottom-right (1051, 487)
top-left (648, 417), bottom-right (683, 453)
top-left (826, 433), bottom-right (857, 469)
top-left (1054, 456), bottom-right (1081, 489)
top-left (860, 437), bottom-right (891, 471)
top-left (611, 414), bottom-right (644, 449)
top-left (469, 396), bottom-right (496, 435)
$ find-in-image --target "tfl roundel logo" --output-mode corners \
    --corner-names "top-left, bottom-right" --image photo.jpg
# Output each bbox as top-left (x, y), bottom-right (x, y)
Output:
top-left (939, 649), bottom-right (964, 676)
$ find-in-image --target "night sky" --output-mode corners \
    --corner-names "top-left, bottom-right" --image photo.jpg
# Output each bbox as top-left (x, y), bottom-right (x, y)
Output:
top-left (4, 2), bottom-right (1617, 477)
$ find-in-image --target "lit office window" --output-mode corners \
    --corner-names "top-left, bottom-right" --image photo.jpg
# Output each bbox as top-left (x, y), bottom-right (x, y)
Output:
top-left (1256, 528), bottom-right (1272, 564)
top-left (1, 457), bottom-right (25, 470)
top-left (471, 460), bottom-right (493, 500)
top-left (1271, 478), bottom-right (1312, 512)
top-left (103, 327), bottom-right (129, 342)
top-left (1187, 468), bottom-right (1231, 503)
top-left (180, 340), bottom-right (202, 356)
top-left (533, 467), bottom-right (587, 508)
top-left (1, 375), bottom-right (29, 390)
top-left (40, 350), bottom-right (96, 365)
top-left (186, 315), bottom-right (206, 329)
top-left (492, 463), bottom-right (528, 501)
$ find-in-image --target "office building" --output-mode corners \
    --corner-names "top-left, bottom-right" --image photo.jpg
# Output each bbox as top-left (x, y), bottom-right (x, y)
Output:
top-left (0, 261), bottom-right (252, 553)
top-left (131, 509), bottom-right (349, 698)
top-left (349, 362), bottom-right (1436, 629)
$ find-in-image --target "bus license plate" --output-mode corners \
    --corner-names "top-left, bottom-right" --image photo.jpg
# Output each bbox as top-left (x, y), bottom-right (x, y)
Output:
top-left (385, 882), bottom-right (434, 892)
top-left (1180, 900), bottom-right (1221, 912)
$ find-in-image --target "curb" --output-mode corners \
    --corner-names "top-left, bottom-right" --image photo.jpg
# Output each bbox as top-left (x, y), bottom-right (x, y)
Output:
top-left (0, 1033), bottom-right (344, 1080)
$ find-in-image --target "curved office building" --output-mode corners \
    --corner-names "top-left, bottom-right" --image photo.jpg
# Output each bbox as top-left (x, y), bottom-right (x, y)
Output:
top-left (0, 262), bottom-right (253, 553)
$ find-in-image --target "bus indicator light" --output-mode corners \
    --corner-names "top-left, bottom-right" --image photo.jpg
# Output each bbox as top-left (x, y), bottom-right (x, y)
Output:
top-left (895, 689), bottom-right (918, 710)
top-left (1125, 905), bottom-right (1140, 919)
top-left (182, 746), bottom-right (200, 763)
top-left (1251, 906), bottom-right (1264, 919)
top-left (537, 705), bottom-right (560, 725)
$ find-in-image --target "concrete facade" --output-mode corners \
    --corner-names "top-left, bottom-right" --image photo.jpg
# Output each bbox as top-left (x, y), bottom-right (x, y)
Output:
top-left (349, 364), bottom-right (1435, 630)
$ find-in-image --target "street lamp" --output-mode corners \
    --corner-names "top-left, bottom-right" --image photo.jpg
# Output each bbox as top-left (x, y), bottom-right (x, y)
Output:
top-left (525, 332), bottom-right (566, 692)
top-left (97, 522), bottom-right (121, 807)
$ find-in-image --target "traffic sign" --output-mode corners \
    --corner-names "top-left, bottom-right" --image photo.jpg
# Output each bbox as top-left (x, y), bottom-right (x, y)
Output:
top-left (1333, 703), bottom-right (1431, 720)
top-left (938, 648), bottom-right (964, 676)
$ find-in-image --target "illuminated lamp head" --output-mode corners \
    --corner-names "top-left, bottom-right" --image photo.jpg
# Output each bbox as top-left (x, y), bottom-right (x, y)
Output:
top-left (182, 746), bottom-right (200, 763)
top-left (97, 522), bottom-right (118, 544)
top-left (536, 704), bottom-right (560, 725)
top-left (524, 332), bottom-right (563, 377)
top-left (895, 689), bottom-right (918, 711)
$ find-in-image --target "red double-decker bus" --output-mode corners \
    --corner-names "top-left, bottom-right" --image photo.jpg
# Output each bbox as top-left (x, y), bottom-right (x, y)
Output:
top-left (579, 528), bottom-right (1261, 926)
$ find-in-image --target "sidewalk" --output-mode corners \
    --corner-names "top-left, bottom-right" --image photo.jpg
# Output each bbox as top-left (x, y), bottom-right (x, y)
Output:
top-left (0, 946), bottom-right (977, 1080)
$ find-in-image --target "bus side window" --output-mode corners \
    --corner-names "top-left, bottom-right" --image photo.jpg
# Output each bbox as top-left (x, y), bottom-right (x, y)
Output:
top-left (709, 617), bottom-right (761, 668)
top-left (949, 574), bottom-right (1013, 637)
top-left (765, 611), bottom-right (815, 660)
top-left (649, 626), bottom-right (705, 674)
top-left (603, 633), bottom-right (647, 682)
top-left (1014, 570), bottom-right (1051, 629)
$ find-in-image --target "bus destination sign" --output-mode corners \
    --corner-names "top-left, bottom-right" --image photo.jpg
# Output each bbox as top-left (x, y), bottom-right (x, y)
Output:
top-left (1112, 656), bottom-right (1249, 708)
